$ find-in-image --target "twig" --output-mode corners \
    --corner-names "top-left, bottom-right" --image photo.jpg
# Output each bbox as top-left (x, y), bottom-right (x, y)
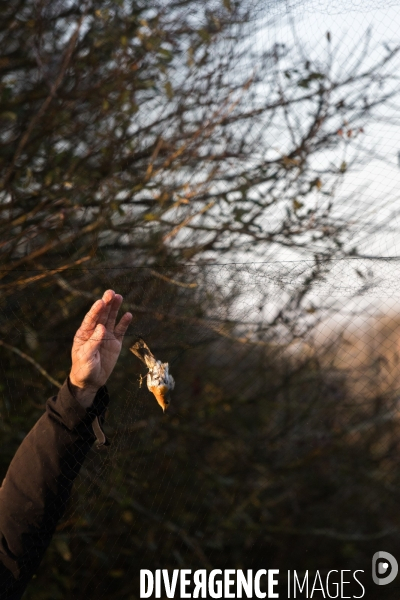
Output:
top-left (163, 200), bottom-right (215, 242)
top-left (0, 340), bottom-right (62, 389)
top-left (53, 274), bottom-right (95, 298)
top-left (0, 219), bottom-right (102, 280)
top-left (2, 17), bottom-right (83, 188)
top-left (0, 256), bottom-right (91, 291)
top-left (150, 269), bottom-right (197, 289)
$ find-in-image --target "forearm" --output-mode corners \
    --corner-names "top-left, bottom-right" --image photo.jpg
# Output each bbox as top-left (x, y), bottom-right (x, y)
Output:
top-left (0, 379), bottom-right (109, 599)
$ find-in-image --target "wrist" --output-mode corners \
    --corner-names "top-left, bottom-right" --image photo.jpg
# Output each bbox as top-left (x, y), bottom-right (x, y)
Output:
top-left (68, 377), bottom-right (99, 409)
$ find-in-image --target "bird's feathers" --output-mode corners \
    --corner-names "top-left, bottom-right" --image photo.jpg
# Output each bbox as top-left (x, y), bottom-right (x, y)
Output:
top-left (129, 338), bottom-right (175, 412)
top-left (129, 338), bottom-right (157, 369)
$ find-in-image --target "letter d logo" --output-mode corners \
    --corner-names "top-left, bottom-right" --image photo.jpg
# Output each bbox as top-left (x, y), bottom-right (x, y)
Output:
top-left (372, 551), bottom-right (398, 585)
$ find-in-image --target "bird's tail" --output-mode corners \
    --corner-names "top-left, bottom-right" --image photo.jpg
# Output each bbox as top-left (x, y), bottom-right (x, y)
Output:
top-left (129, 338), bottom-right (156, 368)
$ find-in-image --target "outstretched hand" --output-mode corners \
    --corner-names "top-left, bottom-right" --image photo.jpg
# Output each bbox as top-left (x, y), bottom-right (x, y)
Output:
top-left (69, 290), bottom-right (132, 407)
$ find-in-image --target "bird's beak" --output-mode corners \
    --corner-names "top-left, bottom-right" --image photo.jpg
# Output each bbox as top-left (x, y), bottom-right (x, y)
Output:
top-left (163, 393), bottom-right (171, 413)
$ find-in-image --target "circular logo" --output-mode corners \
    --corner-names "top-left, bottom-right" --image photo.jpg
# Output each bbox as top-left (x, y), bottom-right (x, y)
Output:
top-left (372, 552), bottom-right (398, 586)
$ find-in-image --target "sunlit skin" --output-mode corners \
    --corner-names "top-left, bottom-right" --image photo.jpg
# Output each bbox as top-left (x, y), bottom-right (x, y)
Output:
top-left (69, 289), bottom-right (132, 408)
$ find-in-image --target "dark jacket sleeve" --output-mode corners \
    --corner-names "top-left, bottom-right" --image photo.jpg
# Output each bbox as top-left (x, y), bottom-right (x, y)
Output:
top-left (0, 379), bottom-right (110, 600)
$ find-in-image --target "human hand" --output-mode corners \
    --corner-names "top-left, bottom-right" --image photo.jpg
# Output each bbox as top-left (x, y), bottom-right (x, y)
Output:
top-left (69, 290), bottom-right (132, 407)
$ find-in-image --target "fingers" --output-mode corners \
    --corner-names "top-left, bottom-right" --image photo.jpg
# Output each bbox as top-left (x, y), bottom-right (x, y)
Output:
top-left (114, 312), bottom-right (133, 340)
top-left (105, 294), bottom-right (123, 331)
top-left (74, 298), bottom-right (105, 344)
top-left (74, 290), bottom-right (130, 347)
top-left (97, 289), bottom-right (116, 326)
top-left (86, 323), bottom-right (107, 354)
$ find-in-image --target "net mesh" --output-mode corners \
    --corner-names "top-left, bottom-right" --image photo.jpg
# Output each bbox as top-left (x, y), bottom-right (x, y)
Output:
top-left (2, 0), bottom-right (400, 598)
top-left (2, 261), bottom-right (400, 598)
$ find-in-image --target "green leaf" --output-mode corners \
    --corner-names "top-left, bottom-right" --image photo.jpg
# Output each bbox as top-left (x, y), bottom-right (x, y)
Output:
top-left (298, 79), bottom-right (309, 89)
top-left (234, 208), bottom-right (246, 222)
top-left (293, 199), bottom-right (304, 210)
top-left (143, 213), bottom-right (158, 221)
top-left (298, 73), bottom-right (325, 88)
top-left (198, 28), bottom-right (211, 43)
top-left (158, 47), bottom-right (173, 61)
top-left (164, 81), bottom-right (174, 100)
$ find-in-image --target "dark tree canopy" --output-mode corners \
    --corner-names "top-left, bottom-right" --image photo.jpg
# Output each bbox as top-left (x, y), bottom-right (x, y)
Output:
top-left (1, 0), bottom-right (398, 274)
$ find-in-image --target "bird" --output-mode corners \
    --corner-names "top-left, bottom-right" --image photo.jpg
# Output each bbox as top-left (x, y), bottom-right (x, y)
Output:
top-left (129, 338), bottom-right (175, 412)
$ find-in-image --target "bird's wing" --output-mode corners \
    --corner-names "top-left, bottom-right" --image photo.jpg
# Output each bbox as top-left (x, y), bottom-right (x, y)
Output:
top-left (129, 338), bottom-right (157, 368)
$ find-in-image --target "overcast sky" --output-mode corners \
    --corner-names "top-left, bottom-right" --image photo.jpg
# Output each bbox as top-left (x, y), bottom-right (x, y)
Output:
top-left (257, 1), bottom-right (400, 258)
top-left (229, 1), bottom-right (400, 330)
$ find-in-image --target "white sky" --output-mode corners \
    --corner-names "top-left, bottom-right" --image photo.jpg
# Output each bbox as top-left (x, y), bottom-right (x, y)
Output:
top-left (261, 1), bottom-right (400, 257)
top-left (224, 1), bottom-right (400, 332)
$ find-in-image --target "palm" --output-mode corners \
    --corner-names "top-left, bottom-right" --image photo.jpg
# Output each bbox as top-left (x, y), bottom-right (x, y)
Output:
top-left (70, 290), bottom-right (132, 390)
